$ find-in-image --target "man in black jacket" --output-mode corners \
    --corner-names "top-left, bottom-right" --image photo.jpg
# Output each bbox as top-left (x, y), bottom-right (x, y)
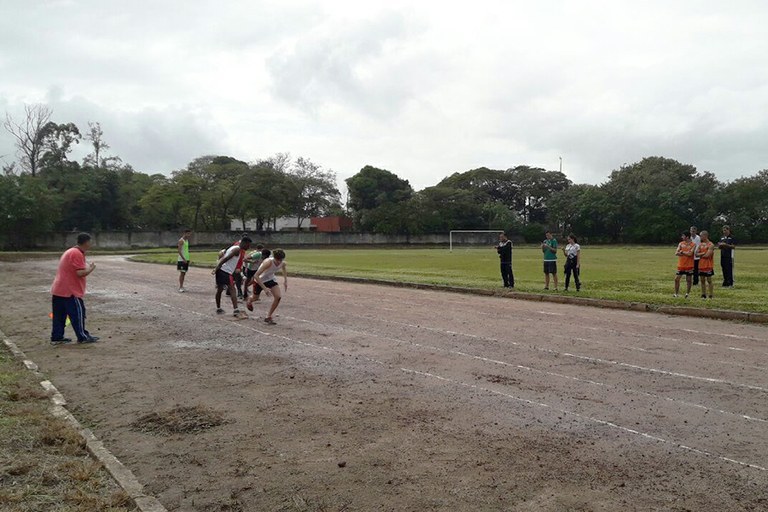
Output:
top-left (718, 225), bottom-right (736, 287)
top-left (495, 233), bottom-right (515, 288)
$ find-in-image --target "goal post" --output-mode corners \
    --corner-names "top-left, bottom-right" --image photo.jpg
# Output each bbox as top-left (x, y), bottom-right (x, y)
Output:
top-left (449, 230), bottom-right (505, 252)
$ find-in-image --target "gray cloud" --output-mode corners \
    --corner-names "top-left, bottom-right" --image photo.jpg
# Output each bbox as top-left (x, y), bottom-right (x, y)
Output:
top-left (1, 1), bottom-right (768, 189)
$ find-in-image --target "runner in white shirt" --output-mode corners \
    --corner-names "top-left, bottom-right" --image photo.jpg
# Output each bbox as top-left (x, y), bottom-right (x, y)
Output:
top-left (212, 236), bottom-right (252, 317)
top-left (247, 249), bottom-right (288, 325)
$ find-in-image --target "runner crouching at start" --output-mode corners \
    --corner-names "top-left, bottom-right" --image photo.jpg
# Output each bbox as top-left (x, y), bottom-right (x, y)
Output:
top-left (247, 249), bottom-right (287, 325)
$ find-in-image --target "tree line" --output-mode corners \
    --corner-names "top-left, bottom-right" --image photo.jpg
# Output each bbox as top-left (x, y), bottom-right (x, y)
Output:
top-left (347, 159), bottom-right (768, 243)
top-left (2, 104), bottom-right (767, 246)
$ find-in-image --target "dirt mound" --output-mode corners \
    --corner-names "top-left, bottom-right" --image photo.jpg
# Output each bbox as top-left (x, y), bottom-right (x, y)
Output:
top-left (131, 406), bottom-right (227, 435)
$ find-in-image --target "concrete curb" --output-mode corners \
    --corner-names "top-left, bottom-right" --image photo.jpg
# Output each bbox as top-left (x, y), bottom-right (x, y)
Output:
top-left (1, 332), bottom-right (167, 512)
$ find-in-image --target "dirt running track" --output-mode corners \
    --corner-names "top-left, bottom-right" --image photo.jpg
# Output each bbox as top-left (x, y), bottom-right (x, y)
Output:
top-left (1, 256), bottom-right (768, 511)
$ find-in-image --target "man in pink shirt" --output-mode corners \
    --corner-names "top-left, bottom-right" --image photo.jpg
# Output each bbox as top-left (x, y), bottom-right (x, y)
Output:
top-left (50, 233), bottom-right (98, 344)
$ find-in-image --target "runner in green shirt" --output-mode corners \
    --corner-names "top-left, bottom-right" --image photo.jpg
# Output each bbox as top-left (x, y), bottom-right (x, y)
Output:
top-left (177, 229), bottom-right (192, 292)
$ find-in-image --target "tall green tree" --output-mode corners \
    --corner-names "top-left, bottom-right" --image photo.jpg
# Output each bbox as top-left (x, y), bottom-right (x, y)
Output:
top-left (0, 173), bottom-right (58, 247)
top-left (346, 165), bottom-right (413, 232)
top-left (408, 186), bottom-right (485, 233)
top-left (717, 170), bottom-right (768, 242)
top-left (285, 157), bottom-right (341, 229)
top-left (601, 156), bottom-right (721, 243)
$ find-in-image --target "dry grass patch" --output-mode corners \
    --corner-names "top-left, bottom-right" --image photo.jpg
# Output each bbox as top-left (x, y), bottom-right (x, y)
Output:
top-left (0, 347), bottom-right (137, 511)
top-left (131, 405), bottom-right (227, 435)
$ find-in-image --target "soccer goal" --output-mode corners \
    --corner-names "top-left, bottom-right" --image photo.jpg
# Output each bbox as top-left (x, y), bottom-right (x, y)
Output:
top-left (449, 230), bottom-right (505, 252)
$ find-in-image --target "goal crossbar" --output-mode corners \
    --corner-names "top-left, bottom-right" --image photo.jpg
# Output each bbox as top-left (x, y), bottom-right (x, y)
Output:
top-left (449, 230), bottom-right (505, 252)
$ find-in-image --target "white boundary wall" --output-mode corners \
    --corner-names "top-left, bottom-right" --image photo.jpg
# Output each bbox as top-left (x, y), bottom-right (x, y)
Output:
top-left (27, 231), bottom-right (523, 250)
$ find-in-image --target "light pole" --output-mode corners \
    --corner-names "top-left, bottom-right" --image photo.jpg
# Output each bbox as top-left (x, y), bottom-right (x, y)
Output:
top-left (559, 156), bottom-right (563, 173)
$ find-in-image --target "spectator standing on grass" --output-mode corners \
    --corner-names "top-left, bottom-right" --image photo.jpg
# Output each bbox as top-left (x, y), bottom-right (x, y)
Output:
top-left (177, 228), bottom-right (192, 293)
top-left (562, 234), bottom-right (581, 292)
top-left (718, 225), bottom-right (736, 287)
top-left (247, 249), bottom-right (288, 325)
top-left (541, 231), bottom-right (558, 291)
top-left (696, 230), bottom-right (715, 299)
top-left (213, 236), bottom-right (252, 317)
top-left (674, 231), bottom-right (695, 298)
top-left (690, 226), bottom-right (701, 286)
top-left (495, 232), bottom-right (514, 288)
top-left (50, 233), bottom-right (99, 344)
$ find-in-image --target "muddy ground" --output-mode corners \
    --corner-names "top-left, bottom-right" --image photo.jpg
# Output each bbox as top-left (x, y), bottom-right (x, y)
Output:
top-left (1, 256), bottom-right (767, 511)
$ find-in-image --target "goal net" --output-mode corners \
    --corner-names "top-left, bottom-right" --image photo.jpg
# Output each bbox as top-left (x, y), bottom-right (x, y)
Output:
top-left (449, 230), bottom-right (505, 251)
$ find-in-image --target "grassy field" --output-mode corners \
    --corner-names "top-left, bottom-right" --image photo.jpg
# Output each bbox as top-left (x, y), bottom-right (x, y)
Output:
top-left (0, 347), bottom-right (135, 511)
top-left (131, 246), bottom-right (768, 314)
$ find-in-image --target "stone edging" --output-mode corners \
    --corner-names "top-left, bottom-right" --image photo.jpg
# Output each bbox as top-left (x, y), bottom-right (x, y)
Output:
top-left (0, 331), bottom-right (167, 512)
top-left (289, 273), bottom-right (768, 325)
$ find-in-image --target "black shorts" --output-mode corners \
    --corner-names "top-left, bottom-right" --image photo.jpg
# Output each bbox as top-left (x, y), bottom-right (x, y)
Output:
top-left (698, 270), bottom-right (715, 277)
top-left (254, 280), bottom-right (278, 292)
top-left (245, 269), bottom-right (257, 279)
top-left (676, 270), bottom-right (693, 276)
top-left (543, 261), bottom-right (557, 274)
top-left (215, 269), bottom-right (233, 288)
top-left (177, 260), bottom-right (190, 272)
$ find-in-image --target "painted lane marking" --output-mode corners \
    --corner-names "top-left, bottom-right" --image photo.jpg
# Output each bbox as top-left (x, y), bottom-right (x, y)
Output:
top-left (401, 368), bottom-right (767, 472)
top-left (283, 314), bottom-right (768, 424)
top-left (295, 291), bottom-right (768, 359)
top-left (295, 302), bottom-right (768, 395)
top-left (104, 285), bottom-right (768, 473)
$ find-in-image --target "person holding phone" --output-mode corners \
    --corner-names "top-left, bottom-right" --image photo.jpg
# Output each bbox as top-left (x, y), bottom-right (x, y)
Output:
top-left (495, 232), bottom-right (514, 288)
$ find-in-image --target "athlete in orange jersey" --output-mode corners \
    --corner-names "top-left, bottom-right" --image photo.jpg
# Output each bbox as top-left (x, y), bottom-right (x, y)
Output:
top-left (674, 232), bottom-right (695, 298)
top-left (696, 230), bottom-right (715, 299)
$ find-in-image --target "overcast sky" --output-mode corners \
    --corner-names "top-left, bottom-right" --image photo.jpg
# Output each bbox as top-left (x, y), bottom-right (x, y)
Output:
top-left (2, 0), bottom-right (767, 190)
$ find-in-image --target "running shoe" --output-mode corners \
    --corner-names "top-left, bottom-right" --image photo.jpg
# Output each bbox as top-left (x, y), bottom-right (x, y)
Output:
top-left (78, 336), bottom-right (99, 344)
top-left (50, 338), bottom-right (72, 345)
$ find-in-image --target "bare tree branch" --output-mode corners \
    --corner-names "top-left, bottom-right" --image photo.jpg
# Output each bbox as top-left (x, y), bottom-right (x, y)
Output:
top-left (3, 104), bottom-right (52, 176)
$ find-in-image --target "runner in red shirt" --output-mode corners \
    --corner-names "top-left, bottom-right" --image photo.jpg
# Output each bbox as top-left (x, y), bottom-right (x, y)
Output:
top-left (50, 233), bottom-right (98, 344)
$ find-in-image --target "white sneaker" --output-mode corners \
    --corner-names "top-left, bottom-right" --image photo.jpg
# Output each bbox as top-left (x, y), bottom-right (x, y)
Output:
top-left (178, 288), bottom-right (186, 293)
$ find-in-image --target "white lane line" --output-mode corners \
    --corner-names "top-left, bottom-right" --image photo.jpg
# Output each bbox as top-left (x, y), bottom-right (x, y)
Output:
top-left (718, 360), bottom-right (768, 372)
top-left (537, 311), bottom-right (565, 316)
top-left (560, 352), bottom-right (768, 393)
top-left (299, 282), bottom-right (768, 344)
top-left (676, 327), bottom-right (766, 342)
top-left (296, 291), bottom-right (768, 359)
top-left (295, 303), bottom-right (768, 394)
top-left (283, 314), bottom-right (768, 424)
top-left (401, 368), bottom-right (767, 472)
top-left (115, 288), bottom-right (768, 472)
